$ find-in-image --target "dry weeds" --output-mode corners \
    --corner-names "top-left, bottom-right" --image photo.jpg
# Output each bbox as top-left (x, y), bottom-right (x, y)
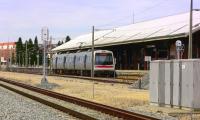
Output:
top-left (0, 71), bottom-right (148, 108)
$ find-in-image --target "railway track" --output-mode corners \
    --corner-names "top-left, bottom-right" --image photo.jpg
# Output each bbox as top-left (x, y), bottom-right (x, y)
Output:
top-left (0, 77), bottom-right (159, 120)
top-left (8, 69), bottom-right (134, 84)
top-left (50, 74), bottom-right (133, 84)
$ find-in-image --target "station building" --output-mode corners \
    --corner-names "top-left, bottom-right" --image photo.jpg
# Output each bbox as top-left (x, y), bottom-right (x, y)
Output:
top-left (0, 42), bottom-right (16, 64)
top-left (52, 11), bottom-right (200, 70)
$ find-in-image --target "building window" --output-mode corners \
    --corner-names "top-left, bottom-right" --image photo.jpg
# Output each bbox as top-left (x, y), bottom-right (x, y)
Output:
top-left (9, 45), bottom-right (13, 49)
top-left (158, 50), bottom-right (168, 59)
top-left (3, 45), bottom-right (7, 49)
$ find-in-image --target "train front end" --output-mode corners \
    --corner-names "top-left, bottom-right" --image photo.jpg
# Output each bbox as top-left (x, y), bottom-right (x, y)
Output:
top-left (94, 50), bottom-right (115, 76)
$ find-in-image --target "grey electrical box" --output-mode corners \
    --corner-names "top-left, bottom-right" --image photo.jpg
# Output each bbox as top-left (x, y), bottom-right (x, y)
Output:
top-left (164, 60), bottom-right (173, 105)
top-left (149, 61), bottom-right (159, 104)
top-left (172, 60), bottom-right (181, 106)
top-left (150, 59), bottom-right (200, 109)
top-left (150, 60), bottom-right (165, 106)
top-left (181, 59), bottom-right (200, 108)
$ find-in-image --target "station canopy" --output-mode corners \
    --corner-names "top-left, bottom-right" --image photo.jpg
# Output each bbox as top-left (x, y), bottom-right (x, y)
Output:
top-left (52, 11), bottom-right (200, 52)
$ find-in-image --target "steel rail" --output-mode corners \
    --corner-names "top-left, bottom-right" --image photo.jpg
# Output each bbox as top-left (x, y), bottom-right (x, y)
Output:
top-left (9, 70), bottom-right (133, 84)
top-left (0, 78), bottom-right (159, 120)
top-left (51, 74), bottom-right (133, 84)
top-left (0, 81), bottom-right (96, 120)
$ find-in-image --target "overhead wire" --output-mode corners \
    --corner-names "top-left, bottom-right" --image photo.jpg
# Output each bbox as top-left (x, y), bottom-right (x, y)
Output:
top-left (96, 0), bottom-right (169, 28)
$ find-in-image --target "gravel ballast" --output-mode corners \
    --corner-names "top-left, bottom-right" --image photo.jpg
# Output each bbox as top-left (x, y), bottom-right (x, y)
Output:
top-left (0, 86), bottom-right (77, 120)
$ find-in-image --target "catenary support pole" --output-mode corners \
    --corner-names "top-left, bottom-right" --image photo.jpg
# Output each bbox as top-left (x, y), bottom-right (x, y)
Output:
top-left (91, 26), bottom-right (95, 98)
top-left (188, 0), bottom-right (193, 58)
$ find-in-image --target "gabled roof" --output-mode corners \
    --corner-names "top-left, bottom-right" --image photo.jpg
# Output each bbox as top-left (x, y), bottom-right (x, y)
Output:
top-left (52, 11), bottom-right (200, 52)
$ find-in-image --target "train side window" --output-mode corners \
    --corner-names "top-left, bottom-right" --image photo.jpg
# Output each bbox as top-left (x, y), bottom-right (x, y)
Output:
top-left (73, 56), bottom-right (76, 68)
top-left (55, 57), bottom-right (58, 68)
top-left (63, 56), bottom-right (66, 67)
top-left (84, 55), bottom-right (87, 68)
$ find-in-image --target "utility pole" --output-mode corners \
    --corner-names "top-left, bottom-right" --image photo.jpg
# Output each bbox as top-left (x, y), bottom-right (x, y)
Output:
top-left (91, 26), bottom-right (94, 78)
top-left (37, 51), bottom-right (39, 67)
top-left (188, 0), bottom-right (193, 58)
top-left (10, 51), bottom-right (12, 66)
top-left (91, 26), bottom-right (95, 98)
top-left (25, 41), bottom-right (28, 67)
top-left (49, 36), bottom-right (53, 73)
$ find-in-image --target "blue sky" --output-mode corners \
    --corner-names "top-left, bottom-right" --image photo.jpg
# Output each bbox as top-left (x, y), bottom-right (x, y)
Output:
top-left (0, 0), bottom-right (199, 43)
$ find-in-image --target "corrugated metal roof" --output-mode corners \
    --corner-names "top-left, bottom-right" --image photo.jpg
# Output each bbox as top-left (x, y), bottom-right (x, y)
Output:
top-left (52, 11), bottom-right (200, 52)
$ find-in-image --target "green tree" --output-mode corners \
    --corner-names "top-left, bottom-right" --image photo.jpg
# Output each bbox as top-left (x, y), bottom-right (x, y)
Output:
top-left (24, 40), bottom-right (28, 67)
top-left (65, 35), bottom-right (71, 43)
top-left (61, 41), bottom-right (64, 45)
top-left (57, 41), bottom-right (61, 46)
top-left (33, 36), bottom-right (39, 66)
top-left (16, 37), bottom-right (23, 66)
top-left (28, 38), bottom-right (34, 66)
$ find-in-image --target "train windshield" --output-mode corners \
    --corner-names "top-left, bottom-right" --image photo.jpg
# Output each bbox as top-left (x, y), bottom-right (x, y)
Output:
top-left (95, 53), bottom-right (113, 65)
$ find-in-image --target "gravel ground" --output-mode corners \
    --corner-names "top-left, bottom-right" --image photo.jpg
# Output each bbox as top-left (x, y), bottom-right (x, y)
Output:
top-left (0, 86), bottom-right (77, 120)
